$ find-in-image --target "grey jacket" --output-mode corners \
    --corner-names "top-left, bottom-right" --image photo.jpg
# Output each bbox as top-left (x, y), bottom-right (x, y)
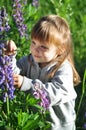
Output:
top-left (12, 54), bottom-right (77, 130)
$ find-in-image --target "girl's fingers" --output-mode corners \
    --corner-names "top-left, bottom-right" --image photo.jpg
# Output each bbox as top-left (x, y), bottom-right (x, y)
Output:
top-left (5, 40), bottom-right (17, 55)
top-left (13, 74), bottom-right (23, 88)
top-left (9, 40), bottom-right (17, 51)
top-left (13, 74), bottom-right (18, 83)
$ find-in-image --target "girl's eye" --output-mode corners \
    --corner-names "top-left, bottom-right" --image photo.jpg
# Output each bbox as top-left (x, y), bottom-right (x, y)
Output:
top-left (41, 46), bottom-right (48, 50)
top-left (32, 41), bottom-right (36, 45)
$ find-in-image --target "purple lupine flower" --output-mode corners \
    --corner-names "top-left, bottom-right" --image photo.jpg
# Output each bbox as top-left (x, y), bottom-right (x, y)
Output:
top-left (83, 123), bottom-right (86, 129)
top-left (85, 112), bottom-right (86, 117)
top-left (0, 68), bottom-right (5, 85)
top-left (83, 112), bottom-right (86, 129)
top-left (32, 0), bottom-right (39, 7)
top-left (0, 7), bottom-right (15, 102)
top-left (0, 51), bottom-right (15, 102)
top-left (23, 0), bottom-right (27, 5)
top-left (33, 82), bottom-right (50, 110)
top-left (0, 7), bottom-right (10, 33)
top-left (12, 0), bottom-right (27, 37)
top-left (0, 7), bottom-right (11, 45)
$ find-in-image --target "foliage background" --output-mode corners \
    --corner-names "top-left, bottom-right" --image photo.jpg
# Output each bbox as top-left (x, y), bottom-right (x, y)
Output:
top-left (0, 0), bottom-right (86, 130)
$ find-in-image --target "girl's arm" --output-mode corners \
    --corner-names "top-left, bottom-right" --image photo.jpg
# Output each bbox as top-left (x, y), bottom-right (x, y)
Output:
top-left (20, 60), bottom-right (77, 106)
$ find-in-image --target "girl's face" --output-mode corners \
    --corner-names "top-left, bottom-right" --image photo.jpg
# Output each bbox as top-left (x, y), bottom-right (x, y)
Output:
top-left (30, 39), bottom-right (58, 67)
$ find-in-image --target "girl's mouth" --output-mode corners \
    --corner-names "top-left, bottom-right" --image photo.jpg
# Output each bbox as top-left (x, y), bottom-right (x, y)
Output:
top-left (34, 55), bottom-right (40, 58)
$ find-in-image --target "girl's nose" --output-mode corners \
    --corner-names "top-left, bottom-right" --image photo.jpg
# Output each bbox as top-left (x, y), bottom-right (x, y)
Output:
top-left (34, 46), bottom-right (39, 53)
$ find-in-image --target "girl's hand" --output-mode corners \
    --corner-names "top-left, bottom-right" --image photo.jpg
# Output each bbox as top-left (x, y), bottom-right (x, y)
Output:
top-left (5, 40), bottom-right (17, 55)
top-left (13, 74), bottom-right (23, 89)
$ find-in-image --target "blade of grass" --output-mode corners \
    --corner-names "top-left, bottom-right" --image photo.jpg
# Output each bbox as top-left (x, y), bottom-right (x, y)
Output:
top-left (76, 69), bottom-right (86, 118)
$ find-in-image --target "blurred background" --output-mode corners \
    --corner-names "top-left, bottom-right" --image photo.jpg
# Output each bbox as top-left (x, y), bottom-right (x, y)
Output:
top-left (0, 0), bottom-right (86, 129)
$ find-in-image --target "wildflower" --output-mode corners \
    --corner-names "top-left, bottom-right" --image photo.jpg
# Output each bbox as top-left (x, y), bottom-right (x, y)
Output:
top-left (83, 123), bottom-right (86, 129)
top-left (12, 0), bottom-right (27, 37)
top-left (0, 44), bottom-right (15, 102)
top-left (33, 82), bottom-right (50, 110)
top-left (32, 0), bottom-right (39, 7)
top-left (0, 7), bottom-right (15, 102)
top-left (85, 112), bottom-right (86, 117)
top-left (23, 0), bottom-right (27, 5)
top-left (83, 112), bottom-right (86, 129)
top-left (0, 7), bottom-right (10, 33)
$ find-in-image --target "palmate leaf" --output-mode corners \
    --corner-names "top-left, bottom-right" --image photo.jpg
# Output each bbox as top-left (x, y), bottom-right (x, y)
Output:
top-left (22, 116), bottom-right (51, 130)
top-left (17, 112), bottom-right (40, 130)
top-left (17, 111), bottom-right (41, 130)
top-left (17, 111), bottom-right (30, 128)
top-left (22, 118), bottom-right (40, 130)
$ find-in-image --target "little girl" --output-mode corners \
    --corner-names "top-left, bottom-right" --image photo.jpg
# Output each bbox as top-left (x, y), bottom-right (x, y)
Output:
top-left (6, 15), bottom-right (80, 130)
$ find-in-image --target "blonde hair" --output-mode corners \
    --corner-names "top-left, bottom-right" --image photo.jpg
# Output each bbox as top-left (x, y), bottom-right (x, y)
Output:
top-left (31, 15), bottom-right (80, 86)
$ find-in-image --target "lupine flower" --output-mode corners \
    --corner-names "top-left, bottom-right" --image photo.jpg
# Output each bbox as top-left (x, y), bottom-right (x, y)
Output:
top-left (0, 7), bottom-right (15, 102)
top-left (0, 7), bottom-right (10, 33)
top-left (84, 123), bottom-right (86, 129)
top-left (0, 7), bottom-right (10, 44)
top-left (32, 0), bottom-right (39, 7)
top-left (0, 44), bottom-right (15, 102)
top-left (23, 0), bottom-right (27, 5)
top-left (12, 0), bottom-right (27, 37)
top-left (83, 112), bottom-right (86, 129)
top-left (33, 82), bottom-right (50, 110)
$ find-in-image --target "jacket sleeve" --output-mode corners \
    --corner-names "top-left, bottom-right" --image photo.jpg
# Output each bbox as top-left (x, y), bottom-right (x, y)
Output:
top-left (10, 54), bottom-right (20, 74)
top-left (16, 56), bottom-right (30, 76)
top-left (44, 66), bottom-right (77, 106)
top-left (11, 54), bottom-right (30, 75)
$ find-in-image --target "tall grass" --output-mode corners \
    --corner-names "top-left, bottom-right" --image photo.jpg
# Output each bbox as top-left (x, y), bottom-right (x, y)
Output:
top-left (76, 69), bottom-right (86, 118)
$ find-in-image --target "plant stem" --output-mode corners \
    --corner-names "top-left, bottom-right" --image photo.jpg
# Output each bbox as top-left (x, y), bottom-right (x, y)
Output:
top-left (6, 95), bottom-right (10, 126)
top-left (6, 96), bottom-right (10, 115)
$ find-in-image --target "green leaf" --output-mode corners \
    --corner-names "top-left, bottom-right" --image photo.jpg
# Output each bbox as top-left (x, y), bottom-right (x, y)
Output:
top-left (0, 121), bottom-right (5, 127)
top-left (22, 118), bottom-right (39, 130)
top-left (17, 111), bottom-right (30, 127)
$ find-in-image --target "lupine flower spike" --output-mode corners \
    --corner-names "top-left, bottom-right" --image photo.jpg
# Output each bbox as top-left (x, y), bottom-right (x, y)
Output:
top-left (32, 0), bottom-right (39, 7)
top-left (0, 7), bottom-right (15, 102)
top-left (0, 7), bottom-right (10, 40)
top-left (33, 82), bottom-right (50, 110)
top-left (12, 0), bottom-right (27, 37)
